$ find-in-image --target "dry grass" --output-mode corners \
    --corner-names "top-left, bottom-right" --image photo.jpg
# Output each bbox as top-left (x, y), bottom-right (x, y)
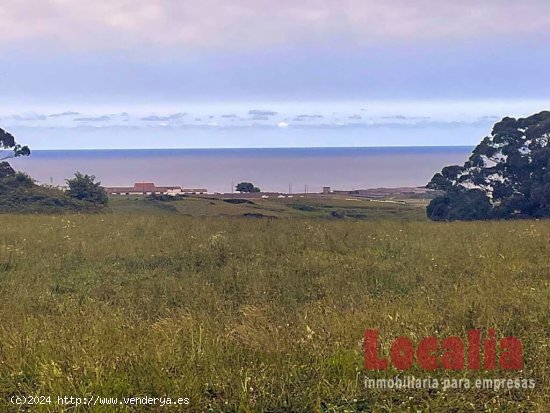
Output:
top-left (0, 215), bottom-right (548, 412)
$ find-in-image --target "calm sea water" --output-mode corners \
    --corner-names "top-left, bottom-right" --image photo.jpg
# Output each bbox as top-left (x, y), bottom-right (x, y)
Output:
top-left (10, 147), bottom-right (473, 193)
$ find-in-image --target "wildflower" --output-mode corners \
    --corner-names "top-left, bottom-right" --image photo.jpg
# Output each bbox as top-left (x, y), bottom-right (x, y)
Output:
top-left (305, 325), bottom-right (314, 340)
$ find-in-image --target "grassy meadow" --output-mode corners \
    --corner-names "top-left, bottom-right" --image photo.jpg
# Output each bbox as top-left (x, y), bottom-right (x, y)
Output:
top-left (0, 208), bottom-right (548, 411)
top-left (107, 194), bottom-right (428, 221)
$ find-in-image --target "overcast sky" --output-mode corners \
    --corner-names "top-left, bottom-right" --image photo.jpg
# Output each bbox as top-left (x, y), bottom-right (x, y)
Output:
top-left (1, 0), bottom-right (549, 149)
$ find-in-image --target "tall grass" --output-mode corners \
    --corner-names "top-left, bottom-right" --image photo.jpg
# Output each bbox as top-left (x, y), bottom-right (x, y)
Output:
top-left (0, 215), bottom-right (548, 411)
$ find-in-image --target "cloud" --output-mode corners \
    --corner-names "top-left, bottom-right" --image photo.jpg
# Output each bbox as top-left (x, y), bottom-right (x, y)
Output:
top-left (0, 1), bottom-right (548, 52)
top-left (112, 112), bottom-right (130, 118)
top-left (141, 113), bottom-right (186, 121)
top-left (248, 110), bottom-right (278, 116)
top-left (74, 115), bottom-right (112, 121)
top-left (12, 113), bottom-right (47, 121)
top-left (348, 114), bottom-right (362, 120)
top-left (277, 121), bottom-right (289, 128)
top-left (381, 115), bottom-right (407, 120)
top-left (286, 118), bottom-right (497, 130)
top-left (293, 114), bottom-right (324, 121)
top-left (476, 115), bottom-right (500, 121)
top-left (49, 111), bottom-right (81, 117)
top-left (220, 114), bottom-right (238, 118)
top-left (380, 115), bottom-right (432, 121)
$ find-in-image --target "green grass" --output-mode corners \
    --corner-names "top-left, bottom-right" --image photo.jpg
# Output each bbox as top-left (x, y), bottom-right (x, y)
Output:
top-left (0, 214), bottom-right (548, 412)
top-left (108, 195), bottom-right (428, 221)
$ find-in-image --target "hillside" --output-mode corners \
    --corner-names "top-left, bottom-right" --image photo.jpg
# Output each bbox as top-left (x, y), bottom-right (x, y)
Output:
top-left (0, 171), bottom-right (92, 213)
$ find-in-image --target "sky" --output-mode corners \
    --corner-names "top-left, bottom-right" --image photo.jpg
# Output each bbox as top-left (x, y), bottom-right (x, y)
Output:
top-left (1, 0), bottom-right (549, 149)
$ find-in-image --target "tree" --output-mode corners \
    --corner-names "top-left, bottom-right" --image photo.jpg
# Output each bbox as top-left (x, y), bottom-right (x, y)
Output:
top-left (0, 127), bottom-right (32, 189)
top-left (426, 189), bottom-right (492, 221)
top-left (236, 182), bottom-right (260, 193)
top-left (66, 172), bottom-right (108, 205)
top-left (0, 162), bottom-right (16, 179)
top-left (0, 128), bottom-right (30, 161)
top-left (427, 111), bottom-right (550, 220)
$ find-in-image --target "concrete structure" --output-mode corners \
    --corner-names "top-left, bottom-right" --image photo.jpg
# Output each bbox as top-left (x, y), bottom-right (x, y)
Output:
top-left (180, 188), bottom-right (208, 195)
top-left (106, 182), bottom-right (207, 196)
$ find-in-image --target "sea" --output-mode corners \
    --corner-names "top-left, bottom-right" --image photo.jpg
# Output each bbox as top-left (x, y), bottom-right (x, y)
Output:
top-left (10, 146), bottom-right (473, 194)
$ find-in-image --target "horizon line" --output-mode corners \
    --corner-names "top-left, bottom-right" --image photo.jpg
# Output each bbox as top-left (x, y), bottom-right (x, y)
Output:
top-left (25, 145), bottom-right (475, 152)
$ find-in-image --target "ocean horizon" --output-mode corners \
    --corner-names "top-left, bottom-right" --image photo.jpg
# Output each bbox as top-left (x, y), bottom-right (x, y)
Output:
top-left (10, 146), bottom-right (473, 193)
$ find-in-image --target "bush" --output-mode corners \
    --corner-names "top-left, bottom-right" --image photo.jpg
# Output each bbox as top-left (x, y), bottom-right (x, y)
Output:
top-left (66, 172), bottom-right (108, 206)
top-left (0, 170), bottom-right (100, 214)
top-left (0, 161), bottom-right (16, 179)
top-left (0, 183), bottom-right (92, 213)
top-left (291, 203), bottom-right (319, 212)
top-left (223, 198), bottom-right (255, 205)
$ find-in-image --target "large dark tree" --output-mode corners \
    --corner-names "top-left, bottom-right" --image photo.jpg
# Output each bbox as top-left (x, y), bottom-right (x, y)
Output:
top-left (427, 111), bottom-right (550, 220)
top-left (0, 128), bottom-right (30, 161)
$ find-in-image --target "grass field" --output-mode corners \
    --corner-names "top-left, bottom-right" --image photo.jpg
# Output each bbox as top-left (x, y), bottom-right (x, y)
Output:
top-left (108, 195), bottom-right (428, 221)
top-left (0, 210), bottom-right (548, 411)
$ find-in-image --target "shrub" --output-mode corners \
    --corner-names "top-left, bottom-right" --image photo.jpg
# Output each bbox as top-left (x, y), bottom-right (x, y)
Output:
top-left (66, 172), bottom-right (108, 206)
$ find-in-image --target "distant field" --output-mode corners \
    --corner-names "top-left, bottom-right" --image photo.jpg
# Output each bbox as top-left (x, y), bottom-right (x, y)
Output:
top-left (108, 194), bottom-right (429, 221)
top-left (0, 214), bottom-right (548, 411)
